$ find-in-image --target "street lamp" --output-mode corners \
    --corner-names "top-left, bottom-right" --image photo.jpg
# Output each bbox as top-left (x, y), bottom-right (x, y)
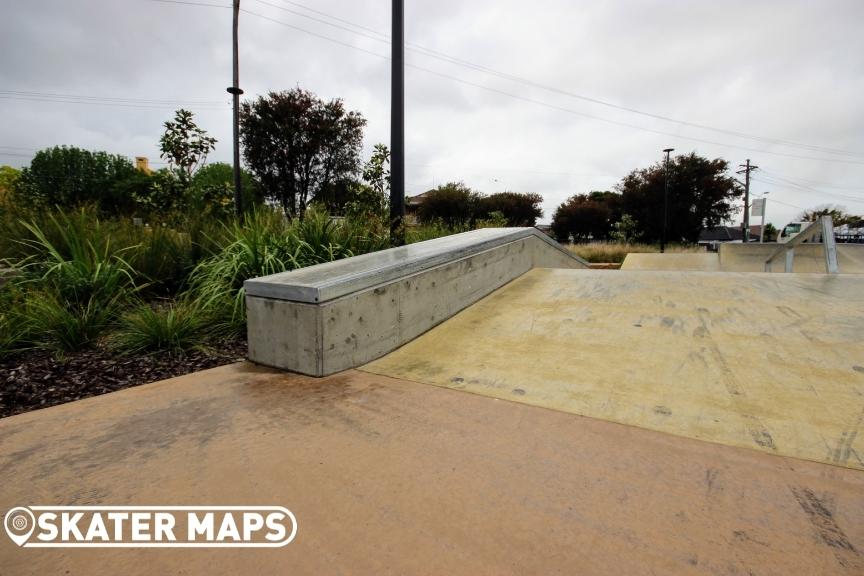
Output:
top-left (661, 148), bottom-right (674, 253)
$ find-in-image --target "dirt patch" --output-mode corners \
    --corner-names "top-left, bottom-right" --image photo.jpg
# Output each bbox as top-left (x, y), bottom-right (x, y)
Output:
top-left (0, 338), bottom-right (247, 419)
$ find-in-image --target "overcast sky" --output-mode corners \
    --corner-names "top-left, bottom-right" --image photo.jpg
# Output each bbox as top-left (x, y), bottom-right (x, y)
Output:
top-left (2, 0), bottom-right (863, 226)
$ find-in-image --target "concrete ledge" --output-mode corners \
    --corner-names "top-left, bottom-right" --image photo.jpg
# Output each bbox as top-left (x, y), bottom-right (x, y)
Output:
top-left (246, 228), bottom-right (587, 376)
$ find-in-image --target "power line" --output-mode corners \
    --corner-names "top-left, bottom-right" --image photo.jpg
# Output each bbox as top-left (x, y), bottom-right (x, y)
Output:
top-left (219, 7), bottom-right (864, 167)
top-left (751, 175), bottom-right (864, 206)
top-left (0, 93), bottom-right (229, 111)
top-left (0, 90), bottom-right (226, 106)
top-left (253, 0), bottom-right (864, 160)
top-left (758, 169), bottom-right (864, 191)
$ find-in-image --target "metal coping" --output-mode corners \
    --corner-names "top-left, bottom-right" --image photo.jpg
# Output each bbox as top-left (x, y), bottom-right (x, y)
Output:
top-left (244, 227), bottom-right (584, 304)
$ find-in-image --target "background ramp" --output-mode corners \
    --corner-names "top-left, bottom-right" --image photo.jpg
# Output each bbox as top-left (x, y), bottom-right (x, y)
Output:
top-left (362, 268), bottom-right (864, 469)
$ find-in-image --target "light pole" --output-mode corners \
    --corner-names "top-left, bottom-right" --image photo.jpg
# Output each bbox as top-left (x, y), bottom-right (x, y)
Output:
top-left (227, 0), bottom-right (244, 216)
top-left (390, 0), bottom-right (405, 245)
top-left (661, 148), bottom-right (674, 253)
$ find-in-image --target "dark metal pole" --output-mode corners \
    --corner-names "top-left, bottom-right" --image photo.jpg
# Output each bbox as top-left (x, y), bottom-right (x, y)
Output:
top-left (227, 0), bottom-right (244, 216)
top-left (743, 158), bottom-right (751, 242)
top-left (390, 0), bottom-right (405, 245)
top-left (661, 148), bottom-right (674, 253)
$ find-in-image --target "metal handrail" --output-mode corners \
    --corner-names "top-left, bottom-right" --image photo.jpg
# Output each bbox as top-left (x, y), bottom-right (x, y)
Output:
top-left (764, 216), bottom-right (839, 273)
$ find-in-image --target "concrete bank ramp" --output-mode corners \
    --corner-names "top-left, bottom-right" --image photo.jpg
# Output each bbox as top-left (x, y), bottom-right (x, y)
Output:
top-left (621, 252), bottom-right (720, 271)
top-left (622, 243), bottom-right (864, 272)
top-left (245, 228), bottom-right (587, 376)
top-left (362, 268), bottom-right (864, 470)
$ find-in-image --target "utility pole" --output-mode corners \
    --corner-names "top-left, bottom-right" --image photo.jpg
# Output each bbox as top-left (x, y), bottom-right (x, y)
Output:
top-left (390, 0), bottom-right (405, 245)
top-left (661, 148), bottom-right (674, 253)
top-left (227, 0), bottom-right (244, 216)
top-left (736, 159), bottom-right (758, 242)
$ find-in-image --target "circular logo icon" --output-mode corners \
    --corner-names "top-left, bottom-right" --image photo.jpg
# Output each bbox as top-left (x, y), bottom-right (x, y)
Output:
top-left (4, 507), bottom-right (35, 546)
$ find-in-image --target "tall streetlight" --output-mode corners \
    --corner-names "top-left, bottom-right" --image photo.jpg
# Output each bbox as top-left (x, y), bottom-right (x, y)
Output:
top-left (390, 0), bottom-right (405, 245)
top-left (227, 0), bottom-right (244, 216)
top-left (661, 148), bottom-right (674, 253)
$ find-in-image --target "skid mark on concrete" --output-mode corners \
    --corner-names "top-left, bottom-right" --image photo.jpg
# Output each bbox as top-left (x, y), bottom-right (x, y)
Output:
top-left (363, 268), bottom-right (864, 469)
top-left (790, 486), bottom-right (862, 570)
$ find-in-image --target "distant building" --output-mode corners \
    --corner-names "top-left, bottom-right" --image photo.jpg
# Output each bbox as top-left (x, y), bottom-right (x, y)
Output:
top-left (135, 156), bottom-right (152, 174)
top-left (698, 224), bottom-right (763, 247)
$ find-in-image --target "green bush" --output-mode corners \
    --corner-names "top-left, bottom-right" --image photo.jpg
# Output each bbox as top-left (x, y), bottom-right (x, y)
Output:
top-left (24, 290), bottom-right (119, 353)
top-left (113, 301), bottom-right (207, 354)
top-left (0, 282), bottom-right (32, 357)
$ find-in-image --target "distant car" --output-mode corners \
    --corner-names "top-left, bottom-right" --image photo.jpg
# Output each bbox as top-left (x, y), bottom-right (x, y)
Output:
top-left (778, 221), bottom-right (810, 244)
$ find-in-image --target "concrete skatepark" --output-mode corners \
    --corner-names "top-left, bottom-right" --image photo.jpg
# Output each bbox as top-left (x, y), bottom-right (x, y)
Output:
top-left (2, 229), bottom-right (863, 574)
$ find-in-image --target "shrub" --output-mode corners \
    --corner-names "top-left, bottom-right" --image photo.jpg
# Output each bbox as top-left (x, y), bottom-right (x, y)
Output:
top-left (478, 192), bottom-right (543, 226)
top-left (0, 282), bottom-right (32, 357)
top-left (18, 213), bottom-right (138, 310)
top-left (14, 146), bottom-right (138, 213)
top-left (113, 301), bottom-right (207, 354)
top-left (415, 182), bottom-right (480, 226)
top-left (24, 290), bottom-right (119, 352)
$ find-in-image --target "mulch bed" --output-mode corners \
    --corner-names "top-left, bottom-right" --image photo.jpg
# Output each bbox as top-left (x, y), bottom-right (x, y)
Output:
top-left (0, 338), bottom-right (247, 419)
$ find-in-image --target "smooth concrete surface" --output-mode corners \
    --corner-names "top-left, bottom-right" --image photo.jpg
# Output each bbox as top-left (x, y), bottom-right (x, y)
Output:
top-left (720, 242), bottom-right (864, 273)
top-left (247, 231), bottom-right (586, 376)
top-left (244, 227), bottom-right (586, 302)
top-left (2, 363), bottom-right (863, 575)
top-left (621, 252), bottom-right (721, 271)
top-left (622, 244), bottom-right (864, 273)
top-left (363, 268), bottom-right (864, 470)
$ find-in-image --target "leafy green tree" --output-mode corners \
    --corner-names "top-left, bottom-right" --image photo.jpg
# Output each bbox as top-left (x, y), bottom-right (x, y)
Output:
top-left (478, 192), bottom-right (543, 226)
top-left (159, 109), bottom-right (217, 182)
top-left (618, 152), bottom-right (741, 244)
top-left (551, 191), bottom-right (621, 242)
top-left (0, 166), bottom-right (21, 207)
top-left (762, 222), bottom-right (778, 242)
top-left (189, 162), bottom-right (262, 218)
top-left (415, 182), bottom-right (481, 226)
top-left (610, 214), bottom-right (643, 243)
top-left (240, 88), bottom-right (366, 218)
top-left (797, 205), bottom-right (860, 226)
top-left (15, 146), bottom-right (138, 212)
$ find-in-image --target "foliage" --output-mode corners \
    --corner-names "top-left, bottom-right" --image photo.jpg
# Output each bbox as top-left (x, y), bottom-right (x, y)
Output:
top-left (797, 204), bottom-right (861, 226)
top-left (551, 191), bottom-right (621, 242)
top-left (567, 242), bottom-right (702, 263)
top-left (478, 192), bottom-right (543, 226)
top-left (189, 162), bottom-right (263, 219)
top-left (476, 211), bottom-right (508, 228)
top-left (362, 143), bottom-right (390, 200)
top-left (240, 88), bottom-right (366, 218)
top-left (610, 214), bottom-right (643, 243)
top-left (14, 146), bottom-right (139, 213)
top-left (24, 290), bottom-right (121, 353)
top-left (0, 165), bottom-right (21, 209)
top-left (113, 301), bottom-right (207, 354)
top-left (762, 222), bottom-right (778, 242)
top-left (618, 152), bottom-right (741, 244)
top-left (0, 282), bottom-right (32, 357)
top-left (186, 208), bottom-right (387, 335)
top-left (415, 182), bottom-right (481, 226)
top-left (159, 109), bottom-right (217, 182)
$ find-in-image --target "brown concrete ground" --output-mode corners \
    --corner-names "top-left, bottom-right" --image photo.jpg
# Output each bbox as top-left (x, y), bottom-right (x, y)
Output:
top-left (364, 268), bottom-right (864, 470)
top-left (1, 363), bottom-right (863, 575)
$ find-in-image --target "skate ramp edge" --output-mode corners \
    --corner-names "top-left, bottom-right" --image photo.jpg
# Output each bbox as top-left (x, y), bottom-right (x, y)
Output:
top-left (245, 228), bottom-right (587, 376)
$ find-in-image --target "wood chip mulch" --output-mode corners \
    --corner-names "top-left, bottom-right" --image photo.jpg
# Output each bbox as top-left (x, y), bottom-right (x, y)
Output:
top-left (0, 338), bottom-right (247, 419)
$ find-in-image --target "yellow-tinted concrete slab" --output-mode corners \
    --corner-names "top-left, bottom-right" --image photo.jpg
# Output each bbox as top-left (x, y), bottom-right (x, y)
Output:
top-left (2, 363), bottom-right (863, 574)
top-left (620, 244), bottom-right (864, 273)
top-left (363, 268), bottom-right (864, 469)
top-left (621, 253), bottom-right (720, 271)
